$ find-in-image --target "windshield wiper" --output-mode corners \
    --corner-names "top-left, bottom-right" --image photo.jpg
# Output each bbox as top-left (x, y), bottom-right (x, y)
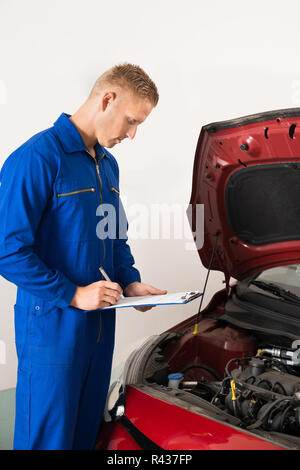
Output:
top-left (251, 280), bottom-right (300, 304)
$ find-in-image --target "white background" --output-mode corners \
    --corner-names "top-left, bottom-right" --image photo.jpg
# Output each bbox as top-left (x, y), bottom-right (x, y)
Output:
top-left (0, 0), bottom-right (300, 390)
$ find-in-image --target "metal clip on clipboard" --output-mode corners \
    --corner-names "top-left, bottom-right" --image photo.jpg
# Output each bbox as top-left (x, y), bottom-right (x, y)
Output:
top-left (181, 291), bottom-right (200, 302)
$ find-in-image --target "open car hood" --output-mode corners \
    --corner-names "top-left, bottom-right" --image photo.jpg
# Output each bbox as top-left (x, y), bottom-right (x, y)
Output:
top-left (188, 108), bottom-right (300, 286)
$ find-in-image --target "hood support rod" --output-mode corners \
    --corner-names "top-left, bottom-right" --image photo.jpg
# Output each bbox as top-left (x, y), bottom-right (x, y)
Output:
top-left (193, 231), bottom-right (220, 335)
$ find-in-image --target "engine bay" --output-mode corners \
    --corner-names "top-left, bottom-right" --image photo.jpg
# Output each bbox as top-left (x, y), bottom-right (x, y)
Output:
top-left (142, 310), bottom-right (300, 446)
top-left (177, 351), bottom-right (300, 437)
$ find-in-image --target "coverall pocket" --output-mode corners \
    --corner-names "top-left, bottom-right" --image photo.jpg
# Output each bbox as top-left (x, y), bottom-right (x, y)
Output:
top-left (29, 305), bottom-right (86, 367)
top-left (31, 301), bottom-right (56, 318)
top-left (110, 186), bottom-right (120, 195)
top-left (53, 179), bottom-right (98, 242)
top-left (56, 187), bottom-right (95, 197)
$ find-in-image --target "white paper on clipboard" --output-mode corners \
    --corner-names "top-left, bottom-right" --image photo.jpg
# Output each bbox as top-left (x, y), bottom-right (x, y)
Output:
top-left (100, 290), bottom-right (202, 310)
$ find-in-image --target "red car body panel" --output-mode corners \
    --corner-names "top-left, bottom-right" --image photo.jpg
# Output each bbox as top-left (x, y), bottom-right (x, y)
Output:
top-left (96, 386), bottom-right (283, 450)
top-left (189, 108), bottom-right (300, 284)
top-left (96, 419), bottom-right (141, 450)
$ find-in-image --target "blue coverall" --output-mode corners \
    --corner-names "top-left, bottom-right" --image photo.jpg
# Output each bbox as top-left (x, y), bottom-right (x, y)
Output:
top-left (0, 113), bottom-right (141, 450)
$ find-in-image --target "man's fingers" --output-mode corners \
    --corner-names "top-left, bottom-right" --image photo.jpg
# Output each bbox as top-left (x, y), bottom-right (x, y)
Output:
top-left (101, 294), bottom-right (119, 306)
top-left (100, 301), bottom-right (112, 309)
top-left (97, 280), bottom-right (123, 295)
top-left (102, 289), bottom-right (121, 302)
top-left (102, 287), bottom-right (120, 297)
top-left (134, 305), bottom-right (156, 312)
top-left (148, 286), bottom-right (167, 295)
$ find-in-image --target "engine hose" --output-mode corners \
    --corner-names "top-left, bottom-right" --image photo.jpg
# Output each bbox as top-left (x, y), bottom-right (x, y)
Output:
top-left (210, 377), bottom-right (232, 404)
top-left (261, 356), bottom-right (289, 373)
top-left (224, 357), bottom-right (254, 378)
top-left (247, 397), bottom-right (293, 430)
top-left (180, 363), bottom-right (222, 381)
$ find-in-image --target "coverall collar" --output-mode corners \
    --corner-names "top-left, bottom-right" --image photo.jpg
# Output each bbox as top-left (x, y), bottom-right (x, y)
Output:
top-left (53, 112), bottom-right (108, 159)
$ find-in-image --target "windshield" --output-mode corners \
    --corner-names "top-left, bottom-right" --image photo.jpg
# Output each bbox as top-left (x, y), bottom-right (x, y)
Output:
top-left (255, 264), bottom-right (300, 298)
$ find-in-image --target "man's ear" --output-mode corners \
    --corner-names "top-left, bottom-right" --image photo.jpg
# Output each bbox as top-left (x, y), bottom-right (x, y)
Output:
top-left (101, 91), bottom-right (116, 111)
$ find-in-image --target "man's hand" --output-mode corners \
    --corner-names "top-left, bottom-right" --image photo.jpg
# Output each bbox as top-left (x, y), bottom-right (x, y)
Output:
top-left (70, 280), bottom-right (123, 310)
top-left (124, 281), bottom-right (167, 312)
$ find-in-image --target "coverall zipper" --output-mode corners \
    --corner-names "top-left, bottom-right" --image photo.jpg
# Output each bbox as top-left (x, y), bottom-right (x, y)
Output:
top-left (95, 158), bottom-right (106, 343)
top-left (94, 159), bottom-right (106, 267)
top-left (57, 187), bottom-right (95, 197)
top-left (110, 186), bottom-right (120, 195)
top-left (86, 150), bottom-right (106, 343)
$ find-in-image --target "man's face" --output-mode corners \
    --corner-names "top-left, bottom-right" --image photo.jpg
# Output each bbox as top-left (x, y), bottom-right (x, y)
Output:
top-left (94, 88), bottom-right (154, 148)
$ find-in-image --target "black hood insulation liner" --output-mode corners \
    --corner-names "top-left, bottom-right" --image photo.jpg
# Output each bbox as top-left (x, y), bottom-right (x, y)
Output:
top-left (226, 163), bottom-right (300, 245)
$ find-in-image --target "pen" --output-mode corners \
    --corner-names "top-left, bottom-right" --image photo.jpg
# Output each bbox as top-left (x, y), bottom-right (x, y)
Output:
top-left (99, 267), bottom-right (124, 298)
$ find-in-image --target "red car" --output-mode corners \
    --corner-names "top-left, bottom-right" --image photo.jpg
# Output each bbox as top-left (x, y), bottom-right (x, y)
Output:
top-left (95, 108), bottom-right (300, 451)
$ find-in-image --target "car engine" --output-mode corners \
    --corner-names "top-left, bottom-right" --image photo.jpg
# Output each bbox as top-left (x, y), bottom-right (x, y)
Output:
top-left (183, 350), bottom-right (300, 436)
top-left (111, 285), bottom-right (300, 448)
top-left (140, 318), bottom-right (300, 444)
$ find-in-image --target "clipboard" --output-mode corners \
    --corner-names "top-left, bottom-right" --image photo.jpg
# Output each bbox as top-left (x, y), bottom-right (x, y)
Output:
top-left (100, 290), bottom-right (202, 310)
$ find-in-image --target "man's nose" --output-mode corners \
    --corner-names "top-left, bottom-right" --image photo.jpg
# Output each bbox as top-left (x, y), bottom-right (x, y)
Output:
top-left (126, 126), bottom-right (137, 140)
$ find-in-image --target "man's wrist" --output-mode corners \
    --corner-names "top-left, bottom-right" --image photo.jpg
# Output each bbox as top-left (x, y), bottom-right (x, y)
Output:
top-left (124, 281), bottom-right (140, 296)
top-left (70, 286), bottom-right (81, 307)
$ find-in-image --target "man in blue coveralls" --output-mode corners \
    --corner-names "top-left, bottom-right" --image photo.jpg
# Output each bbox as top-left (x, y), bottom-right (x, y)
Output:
top-left (0, 63), bottom-right (167, 449)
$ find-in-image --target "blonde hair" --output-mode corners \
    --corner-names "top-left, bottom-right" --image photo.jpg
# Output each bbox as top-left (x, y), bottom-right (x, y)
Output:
top-left (89, 63), bottom-right (159, 106)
